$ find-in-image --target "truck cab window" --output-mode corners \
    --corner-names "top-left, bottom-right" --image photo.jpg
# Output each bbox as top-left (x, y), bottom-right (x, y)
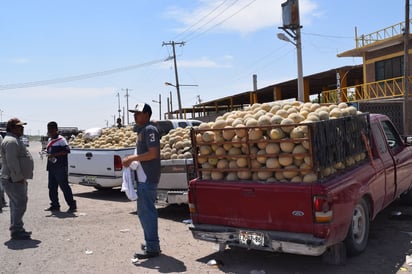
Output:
top-left (178, 122), bottom-right (188, 128)
top-left (380, 120), bottom-right (402, 150)
top-left (154, 121), bottom-right (174, 138)
top-left (371, 124), bottom-right (387, 156)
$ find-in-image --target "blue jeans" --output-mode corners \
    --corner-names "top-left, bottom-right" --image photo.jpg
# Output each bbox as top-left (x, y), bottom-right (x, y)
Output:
top-left (136, 181), bottom-right (160, 252)
top-left (48, 168), bottom-right (75, 208)
top-left (2, 178), bottom-right (28, 233)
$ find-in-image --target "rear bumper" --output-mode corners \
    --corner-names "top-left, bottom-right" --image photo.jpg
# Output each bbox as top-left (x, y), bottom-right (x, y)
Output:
top-left (157, 189), bottom-right (188, 205)
top-left (189, 223), bottom-right (327, 256)
top-left (68, 174), bottom-right (121, 188)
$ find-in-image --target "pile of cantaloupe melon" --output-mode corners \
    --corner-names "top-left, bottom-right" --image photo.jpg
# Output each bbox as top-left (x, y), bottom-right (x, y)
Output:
top-left (69, 126), bottom-right (137, 149)
top-left (193, 100), bottom-right (367, 183)
top-left (160, 127), bottom-right (193, 160)
top-left (69, 125), bottom-right (195, 159)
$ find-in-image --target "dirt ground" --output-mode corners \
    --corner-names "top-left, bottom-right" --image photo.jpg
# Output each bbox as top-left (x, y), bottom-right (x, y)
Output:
top-left (2, 141), bottom-right (412, 274)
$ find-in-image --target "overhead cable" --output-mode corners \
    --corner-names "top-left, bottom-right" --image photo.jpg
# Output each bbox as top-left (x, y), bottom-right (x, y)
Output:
top-left (0, 57), bottom-right (171, 91)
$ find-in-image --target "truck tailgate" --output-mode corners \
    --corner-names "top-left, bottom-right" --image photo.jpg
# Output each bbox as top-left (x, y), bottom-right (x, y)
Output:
top-left (159, 158), bottom-right (194, 189)
top-left (191, 180), bottom-right (314, 234)
top-left (68, 148), bottom-right (133, 176)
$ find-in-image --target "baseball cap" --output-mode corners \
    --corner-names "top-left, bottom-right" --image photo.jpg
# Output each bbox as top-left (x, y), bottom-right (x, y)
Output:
top-left (7, 118), bottom-right (27, 127)
top-left (129, 102), bottom-right (152, 116)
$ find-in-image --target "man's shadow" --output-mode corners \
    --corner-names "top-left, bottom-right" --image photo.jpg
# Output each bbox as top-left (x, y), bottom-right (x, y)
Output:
top-left (44, 211), bottom-right (78, 219)
top-left (133, 253), bottom-right (187, 273)
top-left (4, 238), bottom-right (41, 250)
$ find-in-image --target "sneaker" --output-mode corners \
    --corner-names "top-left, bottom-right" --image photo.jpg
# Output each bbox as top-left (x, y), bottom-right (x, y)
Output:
top-left (11, 230), bottom-right (32, 240)
top-left (67, 207), bottom-right (77, 213)
top-left (133, 250), bottom-right (161, 259)
top-left (44, 206), bottom-right (60, 212)
top-left (67, 200), bottom-right (77, 212)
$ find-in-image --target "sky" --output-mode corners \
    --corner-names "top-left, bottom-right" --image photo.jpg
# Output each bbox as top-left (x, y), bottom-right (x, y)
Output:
top-left (0, 0), bottom-right (407, 135)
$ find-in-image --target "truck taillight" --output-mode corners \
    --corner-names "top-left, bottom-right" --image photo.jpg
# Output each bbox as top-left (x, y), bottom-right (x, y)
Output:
top-left (188, 202), bottom-right (196, 214)
top-left (114, 155), bottom-right (123, 171)
top-left (313, 196), bottom-right (333, 223)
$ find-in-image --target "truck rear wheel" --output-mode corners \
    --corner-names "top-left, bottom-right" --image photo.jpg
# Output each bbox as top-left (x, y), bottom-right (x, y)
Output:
top-left (399, 189), bottom-right (412, 205)
top-left (344, 198), bottom-right (370, 256)
top-left (94, 186), bottom-right (113, 191)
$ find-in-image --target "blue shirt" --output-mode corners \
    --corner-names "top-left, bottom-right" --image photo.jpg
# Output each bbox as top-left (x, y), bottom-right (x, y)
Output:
top-left (135, 122), bottom-right (161, 184)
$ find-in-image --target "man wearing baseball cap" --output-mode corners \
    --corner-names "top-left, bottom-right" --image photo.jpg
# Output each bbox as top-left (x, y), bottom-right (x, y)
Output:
top-left (0, 118), bottom-right (34, 240)
top-left (122, 102), bottom-right (161, 259)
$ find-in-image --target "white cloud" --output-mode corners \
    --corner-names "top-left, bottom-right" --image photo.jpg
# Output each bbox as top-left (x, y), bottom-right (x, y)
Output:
top-left (180, 56), bottom-right (234, 68)
top-left (166, 0), bottom-right (318, 35)
top-left (11, 58), bottom-right (29, 64)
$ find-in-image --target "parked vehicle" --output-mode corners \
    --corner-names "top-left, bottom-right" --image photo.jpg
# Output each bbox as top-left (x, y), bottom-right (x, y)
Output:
top-left (21, 135), bottom-right (29, 146)
top-left (157, 158), bottom-right (196, 205)
top-left (69, 120), bottom-right (201, 196)
top-left (68, 147), bottom-right (135, 189)
top-left (188, 113), bottom-right (412, 264)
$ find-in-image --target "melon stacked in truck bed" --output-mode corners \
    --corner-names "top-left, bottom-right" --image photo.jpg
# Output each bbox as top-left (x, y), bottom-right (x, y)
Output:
top-left (192, 100), bottom-right (369, 183)
top-left (160, 127), bottom-right (193, 160)
top-left (69, 126), bottom-right (136, 149)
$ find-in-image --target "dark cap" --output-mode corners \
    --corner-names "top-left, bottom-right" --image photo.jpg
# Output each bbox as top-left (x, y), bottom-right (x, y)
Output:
top-left (6, 118), bottom-right (27, 131)
top-left (129, 102), bottom-right (152, 116)
top-left (7, 118), bottom-right (27, 127)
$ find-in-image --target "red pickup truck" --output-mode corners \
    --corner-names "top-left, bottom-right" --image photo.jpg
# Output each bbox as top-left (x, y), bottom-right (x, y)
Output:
top-left (188, 113), bottom-right (412, 263)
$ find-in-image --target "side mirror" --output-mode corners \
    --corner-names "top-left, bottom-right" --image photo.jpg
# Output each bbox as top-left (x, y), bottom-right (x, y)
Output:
top-left (405, 136), bottom-right (412, 145)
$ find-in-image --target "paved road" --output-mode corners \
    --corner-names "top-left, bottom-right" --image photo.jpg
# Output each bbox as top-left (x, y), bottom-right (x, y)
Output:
top-left (1, 141), bottom-right (412, 273)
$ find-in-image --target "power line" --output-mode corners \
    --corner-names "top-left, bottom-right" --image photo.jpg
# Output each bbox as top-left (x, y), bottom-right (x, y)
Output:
top-left (177, 0), bottom-right (241, 41)
top-left (302, 32), bottom-right (353, 39)
top-left (171, 0), bottom-right (235, 41)
top-left (0, 57), bottom-right (171, 91)
top-left (184, 0), bottom-right (258, 43)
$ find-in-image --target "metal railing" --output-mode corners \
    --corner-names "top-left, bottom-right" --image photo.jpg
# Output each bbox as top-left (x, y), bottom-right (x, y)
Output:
top-left (321, 76), bottom-right (412, 103)
top-left (356, 20), bottom-right (412, 48)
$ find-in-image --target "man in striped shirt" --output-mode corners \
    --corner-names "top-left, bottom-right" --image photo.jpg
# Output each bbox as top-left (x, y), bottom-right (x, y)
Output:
top-left (44, 121), bottom-right (77, 213)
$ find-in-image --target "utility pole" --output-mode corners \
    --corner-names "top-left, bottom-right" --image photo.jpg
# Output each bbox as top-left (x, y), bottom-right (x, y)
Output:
top-left (116, 92), bottom-right (121, 119)
top-left (152, 94), bottom-right (162, 120)
top-left (122, 88), bottom-right (132, 125)
top-left (404, 0), bottom-right (410, 135)
top-left (162, 41), bottom-right (185, 118)
top-left (278, 0), bottom-right (304, 102)
top-left (169, 91), bottom-right (173, 117)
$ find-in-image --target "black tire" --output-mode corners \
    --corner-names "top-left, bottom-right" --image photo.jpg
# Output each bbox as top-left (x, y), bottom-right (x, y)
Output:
top-left (399, 189), bottom-right (412, 205)
top-left (344, 198), bottom-right (370, 256)
top-left (94, 186), bottom-right (113, 191)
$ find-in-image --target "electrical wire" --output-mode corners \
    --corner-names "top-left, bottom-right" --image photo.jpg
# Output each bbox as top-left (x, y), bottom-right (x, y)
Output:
top-left (184, 0), bottom-right (257, 43)
top-left (171, 0), bottom-right (235, 41)
top-left (177, 0), bottom-right (241, 42)
top-left (302, 32), bottom-right (354, 39)
top-left (0, 57), bottom-right (171, 91)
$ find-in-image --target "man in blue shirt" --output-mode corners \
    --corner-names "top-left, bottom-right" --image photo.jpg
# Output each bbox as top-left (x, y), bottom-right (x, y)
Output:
top-left (122, 102), bottom-right (161, 259)
top-left (44, 121), bottom-right (77, 213)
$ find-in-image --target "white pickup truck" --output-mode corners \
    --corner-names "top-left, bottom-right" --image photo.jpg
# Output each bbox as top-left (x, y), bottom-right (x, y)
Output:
top-left (68, 119), bottom-right (201, 204)
top-left (157, 158), bottom-right (196, 205)
top-left (68, 147), bottom-right (134, 189)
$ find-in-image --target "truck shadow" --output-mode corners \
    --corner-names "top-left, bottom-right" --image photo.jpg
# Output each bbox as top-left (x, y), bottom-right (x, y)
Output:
top-left (73, 187), bottom-right (130, 203)
top-left (157, 204), bottom-right (190, 223)
top-left (194, 203), bottom-right (412, 274)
